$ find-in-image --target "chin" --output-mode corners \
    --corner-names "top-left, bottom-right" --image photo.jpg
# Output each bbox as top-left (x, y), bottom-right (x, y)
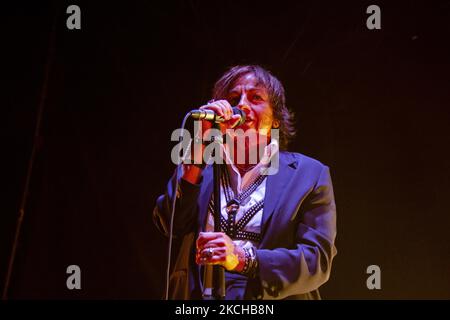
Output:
top-left (237, 121), bottom-right (256, 131)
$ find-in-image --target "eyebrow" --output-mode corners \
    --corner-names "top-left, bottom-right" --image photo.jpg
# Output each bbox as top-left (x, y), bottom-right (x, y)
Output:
top-left (229, 86), bottom-right (267, 95)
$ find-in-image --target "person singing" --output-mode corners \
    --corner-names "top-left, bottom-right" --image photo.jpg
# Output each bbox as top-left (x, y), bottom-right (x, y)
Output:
top-left (153, 65), bottom-right (337, 300)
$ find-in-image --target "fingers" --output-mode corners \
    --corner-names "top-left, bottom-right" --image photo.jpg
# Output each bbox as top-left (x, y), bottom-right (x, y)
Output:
top-left (229, 114), bottom-right (243, 129)
top-left (195, 232), bottom-right (234, 266)
top-left (196, 232), bottom-right (224, 248)
top-left (199, 100), bottom-right (233, 120)
top-left (195, 246), bottom-right (227, 265)
top-left (196, 232), bottom-right (233, 248)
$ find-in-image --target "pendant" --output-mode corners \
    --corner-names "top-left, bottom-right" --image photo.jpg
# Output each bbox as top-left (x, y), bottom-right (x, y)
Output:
top-left (226, 199), bottom-right (240, 214)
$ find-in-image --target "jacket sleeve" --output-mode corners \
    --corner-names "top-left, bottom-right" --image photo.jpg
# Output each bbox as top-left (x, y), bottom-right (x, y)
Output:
top-left (153, 168), bottom-right (202, 238)
top-left (256, 165), bottom-right (337, 299)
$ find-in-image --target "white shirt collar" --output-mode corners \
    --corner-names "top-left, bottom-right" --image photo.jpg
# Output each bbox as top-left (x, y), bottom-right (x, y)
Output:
top-left (220, 139), bottom-right (279, 194)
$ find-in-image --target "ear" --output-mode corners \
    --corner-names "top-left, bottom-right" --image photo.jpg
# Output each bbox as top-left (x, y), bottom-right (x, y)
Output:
top-left (273, 120), bottom-right (280, 128)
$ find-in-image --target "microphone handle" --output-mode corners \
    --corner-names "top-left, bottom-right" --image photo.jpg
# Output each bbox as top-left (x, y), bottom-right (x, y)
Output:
top-left (190, 108), bottom-right (246, 126)
top-left (190, 109), bottom-right (224, 122)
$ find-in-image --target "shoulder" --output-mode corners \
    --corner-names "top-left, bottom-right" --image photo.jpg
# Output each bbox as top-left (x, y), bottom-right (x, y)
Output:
top-left (279, 151), bottom-right (334, 192)
top-left (280, 151), bottom-right (329, 173)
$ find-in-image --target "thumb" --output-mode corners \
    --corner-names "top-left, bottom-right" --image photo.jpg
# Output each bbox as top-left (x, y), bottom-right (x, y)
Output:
top-left (228, 114), bottom-right (242, 129)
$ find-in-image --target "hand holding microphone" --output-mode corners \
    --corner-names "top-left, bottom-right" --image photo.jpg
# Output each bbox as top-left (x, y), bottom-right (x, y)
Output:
top-left (182, 100), bottom-right (245, 183)
top-left (190, 99), bottom-right (246, 131)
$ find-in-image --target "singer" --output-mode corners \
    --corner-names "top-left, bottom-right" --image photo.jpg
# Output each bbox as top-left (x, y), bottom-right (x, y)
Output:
top-left (153, 65), bottom-right (337, 300)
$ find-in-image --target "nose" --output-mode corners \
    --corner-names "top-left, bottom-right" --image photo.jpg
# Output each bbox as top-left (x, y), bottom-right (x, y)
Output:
top-left (237, 93), bottom-right (252, 116)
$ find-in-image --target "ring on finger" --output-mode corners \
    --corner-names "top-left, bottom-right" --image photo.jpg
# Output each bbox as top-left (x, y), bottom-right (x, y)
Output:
top-left (203, 247), bottom-right (214, 259)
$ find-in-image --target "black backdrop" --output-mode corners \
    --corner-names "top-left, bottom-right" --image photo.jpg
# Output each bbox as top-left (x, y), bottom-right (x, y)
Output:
top-left (2, 0), bottom-right (450, 299)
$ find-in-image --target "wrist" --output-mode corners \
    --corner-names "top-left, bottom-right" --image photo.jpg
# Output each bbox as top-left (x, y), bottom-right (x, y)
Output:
top-left (191, 162), bottom-right (206, 170)
top-left (181, 164), bottom-right (203, 184)
top-left (240, 246), bottom-right (258, 276)
top-left (232, 246), bottom-right (246, 272)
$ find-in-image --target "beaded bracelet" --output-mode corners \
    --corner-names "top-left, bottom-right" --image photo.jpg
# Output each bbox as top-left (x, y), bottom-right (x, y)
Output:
top-left (242, 246), bottom-right (258, 277)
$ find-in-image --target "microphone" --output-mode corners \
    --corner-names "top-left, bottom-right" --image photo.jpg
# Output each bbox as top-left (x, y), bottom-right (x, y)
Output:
top-left (190, 107), bottom-right (246, 128)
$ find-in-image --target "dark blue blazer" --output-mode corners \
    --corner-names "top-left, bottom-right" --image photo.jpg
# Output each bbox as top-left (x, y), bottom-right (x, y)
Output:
top-left (154, 151), bottom-right (337, 299)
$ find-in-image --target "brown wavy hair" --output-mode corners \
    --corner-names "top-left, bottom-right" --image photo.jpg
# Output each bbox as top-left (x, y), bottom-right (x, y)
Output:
top-left (212, 65), bottom-right (296, 150)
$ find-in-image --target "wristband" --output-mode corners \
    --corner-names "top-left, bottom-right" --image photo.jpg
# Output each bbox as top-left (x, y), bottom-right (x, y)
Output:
top-left (241, 246), bottom-right (258, 276)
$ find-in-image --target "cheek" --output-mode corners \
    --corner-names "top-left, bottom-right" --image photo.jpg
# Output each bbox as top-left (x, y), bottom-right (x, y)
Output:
top-left (256, 108), bottom-right (274, 129)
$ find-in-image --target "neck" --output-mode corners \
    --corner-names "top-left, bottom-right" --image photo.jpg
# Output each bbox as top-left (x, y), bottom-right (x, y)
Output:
top-left (232, 145), bottom-right (261, 167)
top-left (235, 163), bottom-right (257, 176)
top-left (226, 134), bottom-right (271, 171)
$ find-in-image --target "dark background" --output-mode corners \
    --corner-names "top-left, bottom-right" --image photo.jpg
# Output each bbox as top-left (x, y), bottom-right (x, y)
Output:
top-left (2, 0), bottom-right (450, 299)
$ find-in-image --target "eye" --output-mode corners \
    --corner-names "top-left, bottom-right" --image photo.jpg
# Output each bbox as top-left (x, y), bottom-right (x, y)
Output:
top-left (228, 96), bottom-right (239, 105)
top-left (252, 94), bottom-right (263, 101)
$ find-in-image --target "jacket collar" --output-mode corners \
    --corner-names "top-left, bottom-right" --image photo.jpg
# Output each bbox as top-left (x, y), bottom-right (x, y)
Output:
top-left (260, 152), bottom-right (298, 243)
top-left (197, 152), bottom-right (299, 238)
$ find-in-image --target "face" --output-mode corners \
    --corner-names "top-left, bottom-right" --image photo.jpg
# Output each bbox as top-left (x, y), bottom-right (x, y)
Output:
top-left (226, 73), bottom-right (279, 134)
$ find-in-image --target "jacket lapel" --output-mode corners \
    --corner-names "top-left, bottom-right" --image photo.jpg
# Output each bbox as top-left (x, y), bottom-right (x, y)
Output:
top-left (260, 152), bottom-right (298, 241)
top-left (198, 153), bottom-right (298, 236)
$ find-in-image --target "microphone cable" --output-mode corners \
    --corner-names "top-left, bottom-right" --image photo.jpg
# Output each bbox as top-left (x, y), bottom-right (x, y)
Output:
top-left (164, 111), bottom-right (194, 300)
